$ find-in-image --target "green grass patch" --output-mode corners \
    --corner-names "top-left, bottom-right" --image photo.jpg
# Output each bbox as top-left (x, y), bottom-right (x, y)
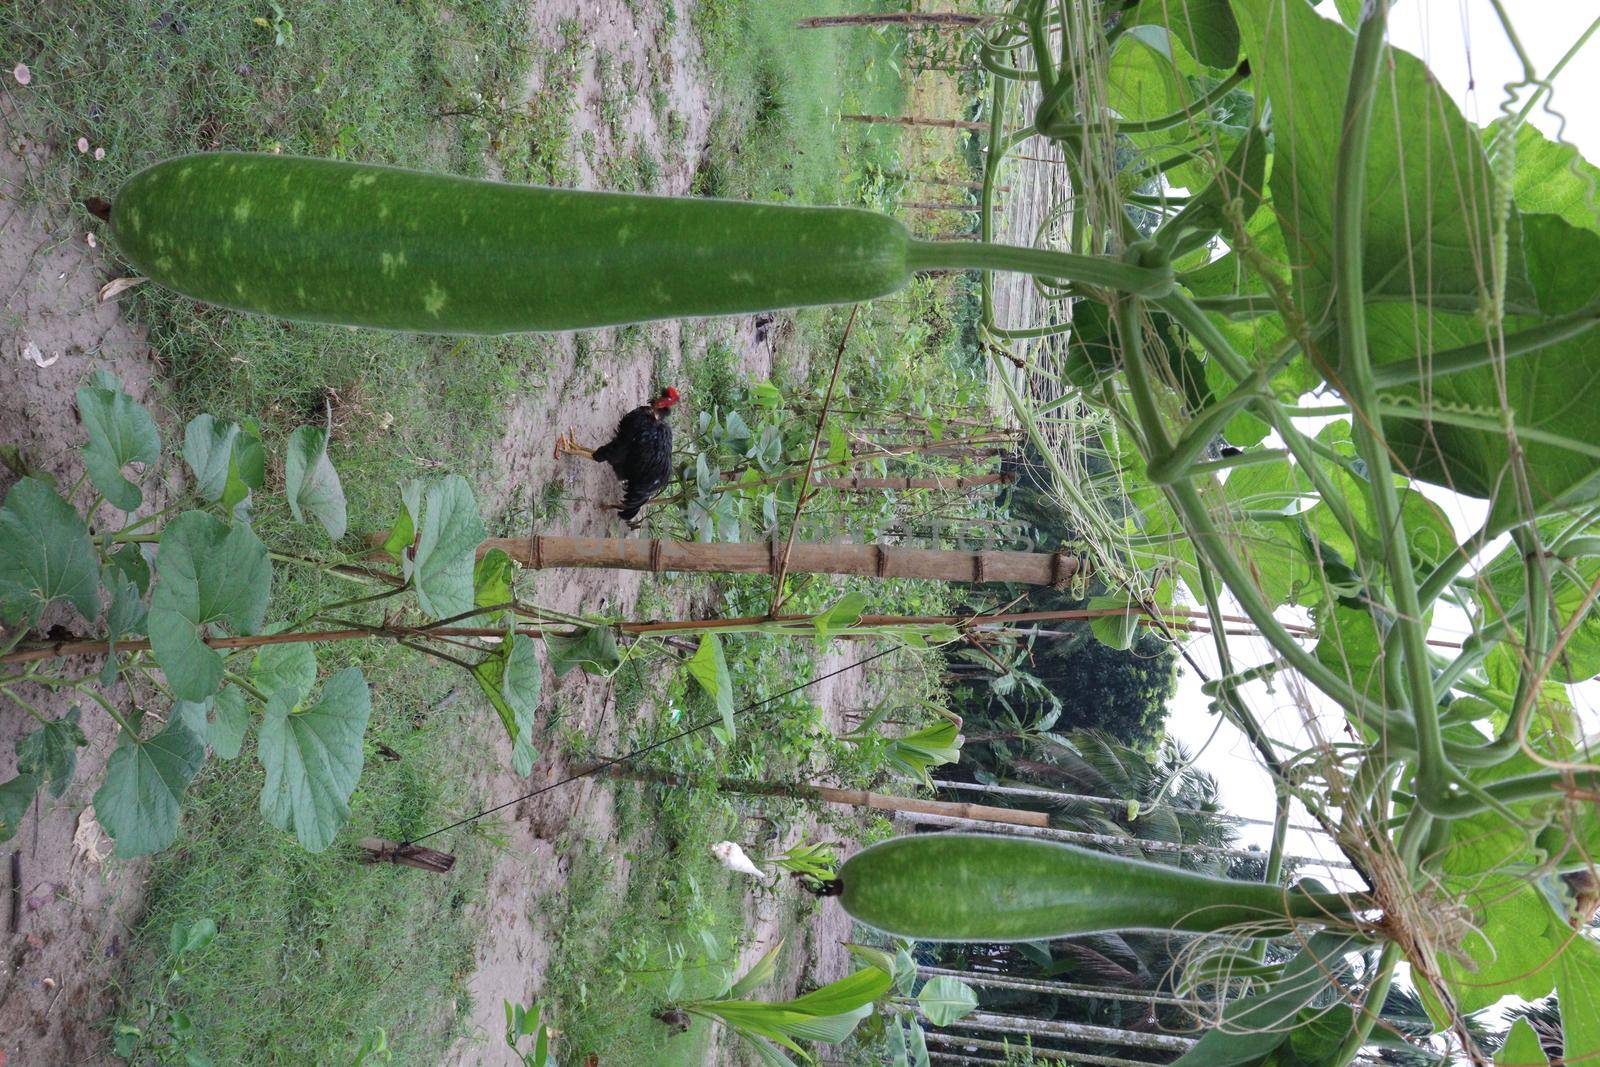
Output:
top-left (691, 0), bottom-right (906, 204)
top-left (536, 793), bottom-right (746, 1065)
top-left (113, 671), bottom-right (493, 1064)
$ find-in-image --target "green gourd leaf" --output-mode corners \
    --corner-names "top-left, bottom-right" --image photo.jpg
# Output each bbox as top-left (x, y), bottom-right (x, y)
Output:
top-left (0, 477), bottom-right (101, 627)
top-left (404, 475), bottom-right (485, 620)
top-left (15, 707), bottom-right (88, 800)
top-left (77, 371), bottom-right (160, 512)
top-left (181, 414), bottom-right (240, 502)
top-left (148, 511), bottom-right (271, 702)
top-left (285, 425), bottom-right (348, 540)
top-left (0, 774), bottom-right (42, 845)
top-left (544, 624), bottom-right (620, 678)
top-left (257, 667), bottom-right (370, 852)
top-left (470, 634), bottom-right (541, 775)
top-left (916, 976), bottom-right (979, 1026)
top-left (94, 717), bottom-right (207, 858)
top-left (686, 633), bottom-right (736, 739)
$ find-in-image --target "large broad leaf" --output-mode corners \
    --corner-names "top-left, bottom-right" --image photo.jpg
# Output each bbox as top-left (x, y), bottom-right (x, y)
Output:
top-left (1172, 933), bottom-right (1359, 1066)
top-left (907, 1020), bottom-right (930, 1067)
top-left (104, 565), bottom-right (148, 642)
top-left (1088, 593), bottom-right (1140, 651)
top-left (1105, 31), bottom-right (1192, 123)
top-left (404, 476), bottom-right (485, 620)
top-left (1496, 1018), bottom-right (1549, 1066)
top-left (686, 633), bottom-right (736, 738)
top-left (257, 667), bottom-right (370, 852)
top-left (77, 371), bottom-right (160, 512)
top-left (1423, 752), bottom-right (1580, 1020)
top-left (0, 774), bottom-right (40, 844)
top-left (1128, 0), bottom-right (1240, 69)
top-left (473, 547), bottom-right (514, 621)
top-left (544, 624), bottom-right (621, 678)
top-left (250, 639), bottom-right (318, 704)
top-left (15, 707), bottom-right (87, 799)
top-left (785, 965), bottom-right (893, 1018)
top-left (1511, 123), bottom-right (1600, 236)
top-left (381, 479), bottom-right (424, 559)
top-left (174, 684), bottom-right (251, 759)
top-left (1373, 216), bottom-right (1600, 525)
top-left (470, 634), bottom-right (540, 775)
top-left (728, 940), bottom-right (785, 999)
top-left (226, 419), bottom-right (267, 513)
top-left (1313, 602), bottom-right (1386, 704)
top-left (108, 542), bottom-right (151, 595)
top-left (916, 976), bottom-right (978, 1026)
top-left (207, 685), bottom-right (250, 760)
top-left (1557, 939), bottom-right (1600, 1065)
top-left (1478, 516), bottom-right (1600, 683)
top-left (148, 511), bottom-right (271, 701)
top-left (93, 717), bottom-right (206, 857)
top-left (181, 414), bottom-right (240, 501)
top-left (0, 477), bottom-right (101, 627)
top-left (1233, 0), bottom-right (1530, 320)
top-left (285, 425), bottom-right (347, 540)
top-left (813, 591), bottom-right (868, 644)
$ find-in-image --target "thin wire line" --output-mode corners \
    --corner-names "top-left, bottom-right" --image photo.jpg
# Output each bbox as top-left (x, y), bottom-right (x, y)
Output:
top-left (403, 646), bottom-right (899, 846)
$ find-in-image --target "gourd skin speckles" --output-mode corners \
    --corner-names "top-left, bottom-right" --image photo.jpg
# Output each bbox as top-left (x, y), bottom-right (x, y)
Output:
top-left (111, 152), bottom-right (913, 335)
top-left (838, 834), bottom-right (1356, 943)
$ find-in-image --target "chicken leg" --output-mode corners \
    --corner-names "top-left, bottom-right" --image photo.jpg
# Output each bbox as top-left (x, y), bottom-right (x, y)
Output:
top-left (553, 430), bottom-right (595, 460)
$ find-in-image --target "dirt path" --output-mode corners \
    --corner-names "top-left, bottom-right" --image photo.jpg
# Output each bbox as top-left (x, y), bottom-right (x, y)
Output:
top-left (439, 3), bottom-right (769, 1061)
top-left (0, 106), bottom-right (174, 1064)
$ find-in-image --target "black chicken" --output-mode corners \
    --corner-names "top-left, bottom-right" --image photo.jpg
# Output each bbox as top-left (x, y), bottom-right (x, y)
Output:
top-left (555, 387), bottom-right (679, 525)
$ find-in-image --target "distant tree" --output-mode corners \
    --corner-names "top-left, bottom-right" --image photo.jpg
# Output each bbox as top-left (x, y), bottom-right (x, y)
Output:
top-left (1031, 628), bottom-right (1176, 749)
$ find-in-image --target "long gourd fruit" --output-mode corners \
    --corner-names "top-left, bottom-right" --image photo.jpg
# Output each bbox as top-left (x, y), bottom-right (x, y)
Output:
top-left (111, 153), bottom-right (1173, 335)
top-left (836, 834), bottom-right (1368, 942)
top-left (111, 153), bottom-right (910, 334)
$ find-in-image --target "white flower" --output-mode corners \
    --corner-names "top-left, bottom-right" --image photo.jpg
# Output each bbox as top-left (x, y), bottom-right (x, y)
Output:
top-left (12, 63), bottom-right (31, 86)
top-left (711, 841), bottom-right (770, 882)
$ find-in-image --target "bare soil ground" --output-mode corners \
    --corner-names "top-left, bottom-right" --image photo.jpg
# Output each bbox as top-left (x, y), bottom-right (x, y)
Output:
top-left (0, 103), bottom-right (173, 1064)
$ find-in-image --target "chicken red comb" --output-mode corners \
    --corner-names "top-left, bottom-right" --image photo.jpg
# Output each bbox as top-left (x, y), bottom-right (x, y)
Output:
top-left (659, 386), bottom-right (680, 406)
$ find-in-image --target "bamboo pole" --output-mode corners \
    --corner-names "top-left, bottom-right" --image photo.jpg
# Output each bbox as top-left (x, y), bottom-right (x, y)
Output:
top-left (904, 200), bottom-right (987, 212)
top-left (798, 13), bottom-right (996, 29)
top-left (815, 473), bottom-right (1014, 491)
top-left (936, 1011), bottom-right (1196, 1053)
top-left (922, 1032), bottom-right (1160, 1067)
top-left (923, 780), bottom-right (1331, 835)
top-left (898, 812), bottom-right (1357, 869)
top-left (493, 534), bottom-right (1085, 587)
top-left (844, 113), bottom-right (990, 132)
top-left (915, 966), bottom-right (1193, 1009)
top-left (914, 178), bottom-right (1011, 193)
top-left (591, 765), bottom-right (1050, 828)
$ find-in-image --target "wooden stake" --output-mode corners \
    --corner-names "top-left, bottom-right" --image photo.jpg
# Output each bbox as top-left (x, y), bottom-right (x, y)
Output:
top-left (359, 838), bottom-right (456, 873)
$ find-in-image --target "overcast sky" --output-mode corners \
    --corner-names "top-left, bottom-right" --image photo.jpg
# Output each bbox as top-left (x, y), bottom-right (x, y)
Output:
top-left (1162, 1), bottom-right (1600, 885)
